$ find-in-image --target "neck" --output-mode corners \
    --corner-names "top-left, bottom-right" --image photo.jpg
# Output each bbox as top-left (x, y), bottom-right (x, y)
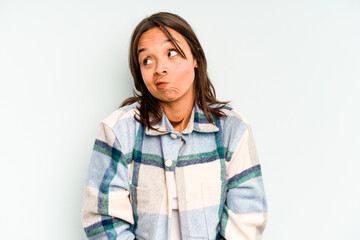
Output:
top-left (159, 93), bottom-right (194, 133)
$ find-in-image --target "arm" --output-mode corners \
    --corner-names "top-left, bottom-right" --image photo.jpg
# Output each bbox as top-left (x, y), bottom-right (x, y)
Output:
top-left (220, 124), bottom-right (267, 240)
top-left (81, 122), bottom-right (135, 240)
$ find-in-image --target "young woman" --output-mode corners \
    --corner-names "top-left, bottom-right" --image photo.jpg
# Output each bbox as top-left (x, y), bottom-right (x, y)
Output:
top-left (81, 12), bottom-right (267, 240)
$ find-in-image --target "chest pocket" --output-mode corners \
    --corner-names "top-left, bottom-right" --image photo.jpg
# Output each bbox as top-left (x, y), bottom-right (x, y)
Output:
top-left (130, 184), bottom-right (163, 213)
top-left (129, 184), bottom-right (164, 240)
top-left (179, 180), bottom-right (222, 239)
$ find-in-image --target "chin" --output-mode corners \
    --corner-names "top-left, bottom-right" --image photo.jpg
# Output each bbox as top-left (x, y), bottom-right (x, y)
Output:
top-left (162, 94), bottom-right (179, 102)
top-left (160, 98), bottom-right (176, 103)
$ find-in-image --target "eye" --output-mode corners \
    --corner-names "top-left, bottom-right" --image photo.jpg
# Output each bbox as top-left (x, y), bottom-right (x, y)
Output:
top-left (168, 49), bottom-right (178, 57)
top-left (143, 58), bottom-right (152, 66)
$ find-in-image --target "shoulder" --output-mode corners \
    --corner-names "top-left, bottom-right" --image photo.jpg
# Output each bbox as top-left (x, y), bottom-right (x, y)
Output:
top-left (213, 105), bottom-right (254, 143)
top-left (220, 105), bottom-right (251, 126)
top-left (100, 102), bottom-right (140, 129)
top-left (206, 102), bottom-right (251, 127)
top-left (216, 105), bottom-right (256, 150)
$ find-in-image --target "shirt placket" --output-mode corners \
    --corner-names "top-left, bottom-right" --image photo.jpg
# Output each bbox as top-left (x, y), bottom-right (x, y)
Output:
top-left (160, 131), bottom-right (182, 237)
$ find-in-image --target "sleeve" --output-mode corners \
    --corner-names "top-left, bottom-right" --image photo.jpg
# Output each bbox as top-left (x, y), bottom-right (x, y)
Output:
top-left (219, 123), bottom-right (267, 240)
top-left (81, 122), bottom-right (135, 240)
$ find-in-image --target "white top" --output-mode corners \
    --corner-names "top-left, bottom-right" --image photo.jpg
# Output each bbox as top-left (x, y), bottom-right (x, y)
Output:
top-left (170, 137), bottom-right (183, 240)
top-left (170, 173), bottom-right (181, 240)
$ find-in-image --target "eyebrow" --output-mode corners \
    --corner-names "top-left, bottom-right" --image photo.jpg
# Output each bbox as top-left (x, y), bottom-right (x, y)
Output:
top-left (138, 39), bottom-right (180, 55)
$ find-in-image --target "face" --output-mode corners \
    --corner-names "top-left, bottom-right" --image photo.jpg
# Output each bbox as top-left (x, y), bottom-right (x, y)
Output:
top-left (137, 27), bottom-right (198, 104)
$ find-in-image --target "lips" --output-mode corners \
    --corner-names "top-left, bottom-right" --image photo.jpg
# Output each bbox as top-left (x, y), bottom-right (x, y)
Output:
top-left (156, 81), bottom-right (168, 89)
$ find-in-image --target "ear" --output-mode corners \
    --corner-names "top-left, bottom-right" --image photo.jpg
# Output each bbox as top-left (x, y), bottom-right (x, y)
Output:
top-left (193, 58), bottom-right (198, 68)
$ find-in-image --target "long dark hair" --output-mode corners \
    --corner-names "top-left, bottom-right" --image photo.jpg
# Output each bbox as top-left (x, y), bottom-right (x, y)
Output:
top-left (121, 12), bottom-right (229, 130)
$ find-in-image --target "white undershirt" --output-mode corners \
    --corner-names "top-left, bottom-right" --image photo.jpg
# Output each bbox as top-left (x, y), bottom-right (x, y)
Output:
top-left (170, 137), bottom-right (183, 240)
top-left (170, 172), bottom-right (181, 240)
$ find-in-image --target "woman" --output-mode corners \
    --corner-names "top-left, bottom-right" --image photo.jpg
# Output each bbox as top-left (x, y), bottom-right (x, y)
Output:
top-left (81, 12), bottom-right (267, 240)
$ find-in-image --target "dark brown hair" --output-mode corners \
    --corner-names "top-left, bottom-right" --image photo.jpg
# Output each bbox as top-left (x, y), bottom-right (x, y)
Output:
top-left (121, 12), bottom-right (229, 130)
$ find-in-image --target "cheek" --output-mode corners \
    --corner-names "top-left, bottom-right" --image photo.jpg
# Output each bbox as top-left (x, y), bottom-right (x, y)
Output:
top-left (174, 62), bottom-right (195, 83)
top-left (140, 69), bottom-right (153, 87)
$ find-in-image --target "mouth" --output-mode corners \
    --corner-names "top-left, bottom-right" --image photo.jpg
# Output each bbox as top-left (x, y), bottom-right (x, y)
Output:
top-left (156, 81), bottom-right (168, 89)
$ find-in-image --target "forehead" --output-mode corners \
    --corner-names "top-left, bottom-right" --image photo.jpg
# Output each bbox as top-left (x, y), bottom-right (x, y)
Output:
top-left (137, 27), bottom-right (184, 50)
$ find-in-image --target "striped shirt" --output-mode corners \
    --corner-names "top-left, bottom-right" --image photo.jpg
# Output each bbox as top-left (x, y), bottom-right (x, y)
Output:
top-left (81, 102), bottom-right (267, 240)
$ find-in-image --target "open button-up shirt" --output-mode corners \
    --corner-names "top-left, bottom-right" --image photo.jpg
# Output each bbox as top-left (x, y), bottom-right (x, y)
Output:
top-left (81, 102), bottom-right (267, 240)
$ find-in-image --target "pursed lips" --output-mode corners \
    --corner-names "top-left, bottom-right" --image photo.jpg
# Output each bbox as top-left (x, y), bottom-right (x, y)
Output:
top-left (156, 81), bottom-right (168, 89)
top-left (155, 76), bottom-right (169, 89)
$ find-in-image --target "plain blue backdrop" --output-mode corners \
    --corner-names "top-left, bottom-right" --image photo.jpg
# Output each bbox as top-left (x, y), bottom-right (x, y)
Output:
top-left (0, 0), bottom-right (359, 239)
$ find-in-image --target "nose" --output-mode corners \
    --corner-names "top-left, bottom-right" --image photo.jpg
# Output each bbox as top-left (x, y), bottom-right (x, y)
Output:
top-left (155, 58), bottom-right (168, 76)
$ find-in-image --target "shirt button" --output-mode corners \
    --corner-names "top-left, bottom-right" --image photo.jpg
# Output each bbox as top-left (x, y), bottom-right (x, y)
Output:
top-left (170, 133), bottom-right (177, 139)
top-left (165, 159), bottom-right (173, 167)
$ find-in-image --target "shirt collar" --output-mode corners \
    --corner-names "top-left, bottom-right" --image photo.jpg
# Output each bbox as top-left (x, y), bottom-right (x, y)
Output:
top-left (145, 103), bottom-right (219, 136)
